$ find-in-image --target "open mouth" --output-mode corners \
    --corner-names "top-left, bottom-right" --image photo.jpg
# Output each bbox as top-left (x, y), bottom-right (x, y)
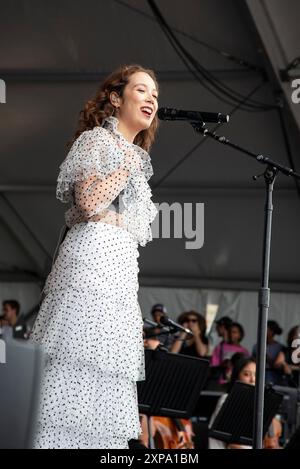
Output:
top-left (140, 107), bottom-right (153, 118)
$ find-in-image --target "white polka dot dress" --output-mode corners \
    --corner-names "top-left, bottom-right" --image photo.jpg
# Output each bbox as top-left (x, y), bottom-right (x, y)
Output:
top-left (30, 116), bottom-right (158, 449)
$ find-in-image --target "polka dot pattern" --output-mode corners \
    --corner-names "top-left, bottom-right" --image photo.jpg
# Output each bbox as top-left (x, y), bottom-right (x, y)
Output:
top-left (31, 223), bottom-right (144, 448)
top-left (29, 116), bottom-right (158, 448)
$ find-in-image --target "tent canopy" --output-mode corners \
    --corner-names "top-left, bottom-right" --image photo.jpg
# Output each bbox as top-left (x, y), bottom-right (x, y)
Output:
top-left (1, 0), bottom-right (300, 292)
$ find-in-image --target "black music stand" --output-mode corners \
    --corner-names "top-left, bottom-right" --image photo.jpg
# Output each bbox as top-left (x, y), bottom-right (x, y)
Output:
top-left (273, 385), bottom-right (299, 442)
top-left (285, 424), bottom-right (300, 449)
top-left (191, 390), bottom-right (225, 449)
top-left (209, 381), bottom-right (283, 446)
top-left (193, 390), bottom-right (224, 422)
top-left (137, 348), bottom-right (209, 448)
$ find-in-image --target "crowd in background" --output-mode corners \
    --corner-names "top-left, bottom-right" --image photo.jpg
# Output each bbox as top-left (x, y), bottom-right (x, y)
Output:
top-left (141, 303), bottom-right (300, 449)
top-left (1, 298), bottom-right (299, 449)
top-left (145, 303), bottom-right (300, 388)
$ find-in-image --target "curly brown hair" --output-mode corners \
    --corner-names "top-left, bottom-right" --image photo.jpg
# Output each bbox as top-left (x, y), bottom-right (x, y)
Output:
top-left (67, 64), bottom-right (159, 153)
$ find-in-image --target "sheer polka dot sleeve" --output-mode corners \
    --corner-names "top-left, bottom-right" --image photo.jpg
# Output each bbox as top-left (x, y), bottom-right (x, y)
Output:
top-left (56, 127), bottom-right (141, 221)
top-left (56, 117), bottom-right (158, 246)
top-left (73, 168), bottom-right (129, 219)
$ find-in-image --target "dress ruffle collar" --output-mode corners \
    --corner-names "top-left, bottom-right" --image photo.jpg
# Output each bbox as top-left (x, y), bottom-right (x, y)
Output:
top-left (101, 115), bottom-right (154, 181)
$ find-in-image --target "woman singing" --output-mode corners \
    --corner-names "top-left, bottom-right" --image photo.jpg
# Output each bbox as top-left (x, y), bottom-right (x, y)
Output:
top-left (30, 64), bottom-right (159, 449)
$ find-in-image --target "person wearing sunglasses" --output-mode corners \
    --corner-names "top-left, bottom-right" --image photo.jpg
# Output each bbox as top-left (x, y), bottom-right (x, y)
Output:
top-left (170, 310), bottom-right (209, 358)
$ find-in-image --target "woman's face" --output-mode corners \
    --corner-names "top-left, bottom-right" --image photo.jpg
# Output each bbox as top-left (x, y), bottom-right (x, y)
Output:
top-left (153, 310), bottom-right (164, 324)
top-left (182, 315), bottom-right (201, 334)
top-left (238, 362), bottom-right (256, 386)
top-left (115, 71), bottom-right (158, 133)
top-left (230, 326), bottom-right (241, 344)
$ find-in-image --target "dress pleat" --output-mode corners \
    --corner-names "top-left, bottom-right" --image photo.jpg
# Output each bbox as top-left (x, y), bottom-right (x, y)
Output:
top-left (30, 222), bottom-right (144, 449)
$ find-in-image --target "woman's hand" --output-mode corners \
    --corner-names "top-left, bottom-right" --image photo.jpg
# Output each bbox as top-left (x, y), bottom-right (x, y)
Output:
top-left (123, 148), bottom-right (142, 174)
top-left (170, 331), bottom-right (187, 353)
top-left (274, 351), bottom-right (292, 375)
top-left (178, 330), bottom-right (188, 341)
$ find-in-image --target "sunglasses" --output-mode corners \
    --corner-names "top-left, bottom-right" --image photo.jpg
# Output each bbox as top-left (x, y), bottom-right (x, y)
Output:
top-left (181, 318), bottom-right (198, 324)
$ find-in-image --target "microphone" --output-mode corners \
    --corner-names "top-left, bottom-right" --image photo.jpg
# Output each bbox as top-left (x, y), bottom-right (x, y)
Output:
top-left (158, 107), bottom-right (229, 124)
top-left (143, 318), bottom-right (161, 328)
top-left (159, 315), bottom-right (193, 336)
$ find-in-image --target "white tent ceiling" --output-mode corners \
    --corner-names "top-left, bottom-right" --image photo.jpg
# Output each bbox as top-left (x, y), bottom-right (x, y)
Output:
top-left (1, 0), bottom-right (300, 294)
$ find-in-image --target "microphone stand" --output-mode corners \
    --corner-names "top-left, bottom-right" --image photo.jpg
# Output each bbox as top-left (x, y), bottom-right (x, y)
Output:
top-left (190, 119), bottom-right (300, 449)
top-left (144, 326), bottom-right (193, 340)
top-left (143, 318), bottom-right (172, 339)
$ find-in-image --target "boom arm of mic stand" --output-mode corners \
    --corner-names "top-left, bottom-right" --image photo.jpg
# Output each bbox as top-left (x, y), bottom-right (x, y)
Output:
top-left (190, 122), bottom-right (300, 180)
